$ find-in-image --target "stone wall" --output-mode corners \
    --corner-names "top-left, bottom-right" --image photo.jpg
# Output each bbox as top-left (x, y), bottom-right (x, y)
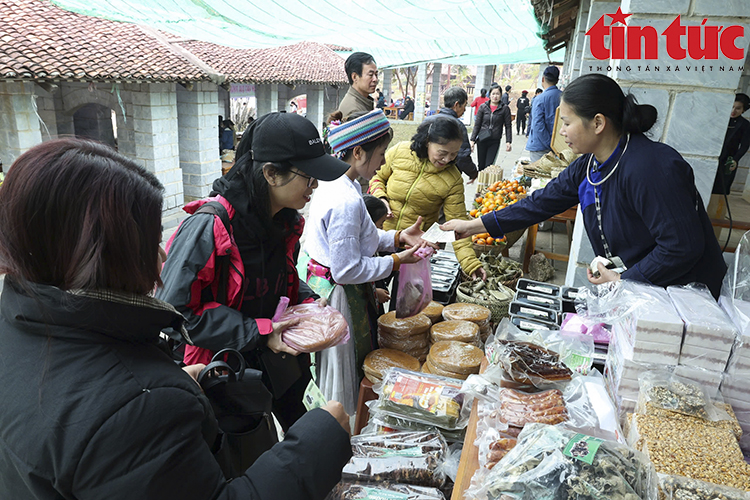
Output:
top-left (0, 81), bottom-right (43, 166)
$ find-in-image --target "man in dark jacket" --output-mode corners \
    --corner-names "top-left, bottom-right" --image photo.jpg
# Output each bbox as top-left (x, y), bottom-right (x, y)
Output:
top-left (339, 52), bottom-right (377, 119)
top-left (501, 84), bottom-right (511, 106)
top-left (399, 96), bottom-right (415, 119)
top-left (424, 86), bottom-right (478, 181)
top-left (516, 90), bottom-right (530, 136)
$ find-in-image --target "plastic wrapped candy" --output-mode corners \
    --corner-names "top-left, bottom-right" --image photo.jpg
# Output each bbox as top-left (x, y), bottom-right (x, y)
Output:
top-left (466, 423), bottom-right (656, 500)
top-left (342, 431), bottom-right (447, 488)
top-left (325, 481), bottom-right (445, 500)
top-left (424, 341), bottom-right (483, 380)
top-left (273, 299), bottom-right (349, 353)
top-left (363, 349), bottom-right (421, 384)
top-left (430, 320), bottom-right (480, 345)
top-left (373, 368), bottom-right (472, 431)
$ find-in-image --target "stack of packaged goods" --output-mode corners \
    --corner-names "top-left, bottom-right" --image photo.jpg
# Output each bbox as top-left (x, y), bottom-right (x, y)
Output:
top-left (509, 279), bottom-right (563, 332)
top-left (423, 341), bottom-right (483, 380)
top-left (377, 312), bottom-right (432, 363)
top-left (441, 303), bottom-right (492, 342)
top-left (603, 282), bottom-right (685, 419)
top-left (329, 431), bottom-right (449, 500)
top-left (363, 349), bottom-right (421, 384)
top-left (421, 301), bottom-right (445, 325)
top-left (429, 320), bottom-right (480, 347)
top-left (626, 371), bottom-right (750, 492)
top-left (723, 329), bottom-right (750, 450)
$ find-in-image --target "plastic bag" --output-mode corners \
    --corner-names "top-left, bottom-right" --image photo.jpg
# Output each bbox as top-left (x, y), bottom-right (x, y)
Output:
top-left (658, 473), bottom-right (750, 500)
top-left (466, 423), bottom-right (657, 500)
top-left (342, 431), bottom-right (447, 488)
top-left (396, 258), bottom-right (433, 318)
top-left (373, 368), bottom-right (472, 431)
top-left (326, 481), bottom-right (445, 500)
top-left (272, 297), bottom-right (350, 352)
top-left (361, 406), bottom-right (467, 443)
top-left (637, 370), bottom-right (731, 422)
top-left (720, 229), bottom-right (750, 336)
top-left (575, 279), bottom-right (677, 327)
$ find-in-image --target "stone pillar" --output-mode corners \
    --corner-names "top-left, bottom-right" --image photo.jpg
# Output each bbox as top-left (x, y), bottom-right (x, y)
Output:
top-left (120, 83), bottom-right (183, 220)
top-left (414, 63), bottom-right (428, 122)
top-left (578, 0), bottom-right (621, 76)
top-left (270, 84), bottom-right (279, 112)
top-left (382, 69), bottom-right (393, 103)
top-left (322, 85), bottom-right (340, 124)
top-left (474, 65), bottom-right (494, 97)
top-left (0, 81), bottom-right (43, 166)
top-left (307, 85), bottom-right (325, 135)
top-left (177, 82), bottom-right (222, 203)
top-left (431, 63), bottom-right (442, 111)
top-left (34, 83), bottom-right (59, 139)
top-left (564, 0), bottom-right (591, 83)
top-left (256, 84), bottom-right (273, 117)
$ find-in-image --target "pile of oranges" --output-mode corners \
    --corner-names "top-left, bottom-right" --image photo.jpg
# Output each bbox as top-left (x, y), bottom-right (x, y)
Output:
top-left (469, 179), bottom-right (526, 218)
top-left (471, 232), bottom-right (507, 246)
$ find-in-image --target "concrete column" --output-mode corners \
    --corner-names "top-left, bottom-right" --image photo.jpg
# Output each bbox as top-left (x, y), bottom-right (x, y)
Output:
top-left (121, 82), bottom-right (183, 220)
top-left (474, 65), bottom-right (494, 98)
top-left (0, 81), bottom-right (43, 166)
top-left (256, 84), bottom-right (272, 117)
top-left (382, 69), bottom-right (393, 103)
top-left (277, 85), bottom-right (289, 113)
top-left (431, 63), bottom-right (442, 111)
top-left (34, 83), bottom-right (59, 139)
top-left (414, 64), bottom-right (428, 122)
top-left (177, 81), bottom-right (222, 203)
top-left (322, 85), bottom-right (340, 124)
top-left (306, 86), bottom-right (325, 135)
top-left (271, 84), bottom-right (279, 112)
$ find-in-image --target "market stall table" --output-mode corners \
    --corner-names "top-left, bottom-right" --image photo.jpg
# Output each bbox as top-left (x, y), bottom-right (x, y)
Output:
top-left (451, 358), bottom-right (487, 500)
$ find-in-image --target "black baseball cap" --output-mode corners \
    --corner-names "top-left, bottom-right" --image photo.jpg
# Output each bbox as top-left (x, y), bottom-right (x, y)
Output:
top-left (247, 113), bottom-right (349, 181)
top-left (543, 65), bottom-right (560, 82)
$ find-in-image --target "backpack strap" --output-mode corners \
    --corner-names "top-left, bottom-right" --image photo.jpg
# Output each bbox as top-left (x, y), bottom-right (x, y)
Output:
top-left (194, 201), bottom-right (232, 305)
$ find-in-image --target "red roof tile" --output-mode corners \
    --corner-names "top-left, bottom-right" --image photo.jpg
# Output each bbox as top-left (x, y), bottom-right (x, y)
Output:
top-left (0, 0), bottom-right (208, 81)
top-left (177, 40), bottom-right (348, 85)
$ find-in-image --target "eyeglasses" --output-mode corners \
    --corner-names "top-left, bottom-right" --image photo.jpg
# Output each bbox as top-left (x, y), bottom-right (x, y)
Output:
top-left (291, 169), bottom-right (316, 188)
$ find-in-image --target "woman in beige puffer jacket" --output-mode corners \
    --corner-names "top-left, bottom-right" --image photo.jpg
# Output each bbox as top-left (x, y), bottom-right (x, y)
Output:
top-left (369, 117), bottom-right (484, 278)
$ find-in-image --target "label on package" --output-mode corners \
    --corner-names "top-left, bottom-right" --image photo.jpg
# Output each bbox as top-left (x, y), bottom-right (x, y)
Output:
top-left (527, 284), bottom-right (554, 295)
top-left (379, 446), bottom-right (424, 458)
top-left (519, 320), bottom-right (551, 331)
top-left (520, 306), bottom-right (548, 318)
top-left (359, 488), bottom-right (408, 500)
top-left (563, 433), bottom-right (604, 465)
top-left (388, 376), bottom-right (461, 419)
top-left (527, 295), bottom-right (554, 306)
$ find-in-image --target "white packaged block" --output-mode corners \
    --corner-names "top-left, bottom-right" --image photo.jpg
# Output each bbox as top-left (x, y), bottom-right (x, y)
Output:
top-left (725, 336), bottom-right (750, 376)
top-left (612, 322), bottom-right (681, 364)
top-left (721, 373), bottom-right (750, 402)
top-left (679, 344), bottom-right (730, 371)
top-left (619, 284), bottom-right (684, 345)
top-left (671, 365), bottom-right (724, 395)
top-left (668, 285), bottom-right (738, 347)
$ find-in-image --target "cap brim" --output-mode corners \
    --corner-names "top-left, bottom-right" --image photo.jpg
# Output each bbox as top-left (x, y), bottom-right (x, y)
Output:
top-left (292, 153), bottom-right (350, 182)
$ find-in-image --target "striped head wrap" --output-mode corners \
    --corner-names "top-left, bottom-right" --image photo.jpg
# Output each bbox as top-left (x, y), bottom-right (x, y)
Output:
top-left (327, 109), bottom-right (391, 154)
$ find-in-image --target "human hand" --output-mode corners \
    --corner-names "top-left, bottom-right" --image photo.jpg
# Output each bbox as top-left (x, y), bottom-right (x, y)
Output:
top-left (267, 319), bottom-right (302, 356)
top-left (381, 198), bottom-right (394, 218)
top-left (396, 242), bottom-right (429, 265)
top-left (321, 401), bottom-right (351, 435)
top-left (471, 266), bottom-right (488, 281)
top-left (376, 288), bottom-right (391, 304)
top-left (440, 218), bottom-right (486, 240)
top-left (467, 177), bottom-right (477, 184)
top-left (400, 216), bottom-right (439, 249)
top-left (587, 263), bottom-right (621, 285)
top-left (506, 143), bottom-right (512, 152)
top-left (730, 159), bottom-right (738, 171)
top-left (182, 363), bottom-right (206, 387)
top-left (470, 140), bottom-right (476, 151)
top-left (315, 297), bottom-right (328, 308)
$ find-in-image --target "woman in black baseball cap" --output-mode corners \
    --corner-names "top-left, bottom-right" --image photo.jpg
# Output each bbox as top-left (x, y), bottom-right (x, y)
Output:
top-left (158, 113), bottom-right (351, 457)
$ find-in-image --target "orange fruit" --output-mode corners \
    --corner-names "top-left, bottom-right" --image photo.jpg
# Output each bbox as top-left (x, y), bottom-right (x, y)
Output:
top-left (469, 209), bottom-right (478, 217)
top-left (510, 193), bottom-right (517, 200)
top-left (486, 237), bottom-right (495, 245)
top-left (481, 207), bottom-right (490, 214)
top-left (475, 197), bottom-right (483, 203)
top-left (475, 238), bottom-right (486, 245)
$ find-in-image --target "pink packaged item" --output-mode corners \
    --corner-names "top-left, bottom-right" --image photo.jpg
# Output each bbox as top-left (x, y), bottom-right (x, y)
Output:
top-left (561, 313), bottom-right (611, 345)
top-left (272, 297), bottom-right (350, 353)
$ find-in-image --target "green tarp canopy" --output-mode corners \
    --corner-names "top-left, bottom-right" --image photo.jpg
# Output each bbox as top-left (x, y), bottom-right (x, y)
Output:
top-left (51, 0), bottom-right (563, 67)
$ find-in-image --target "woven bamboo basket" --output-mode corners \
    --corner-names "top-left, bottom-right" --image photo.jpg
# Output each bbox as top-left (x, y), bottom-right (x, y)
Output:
top-left (455, 282), bottom-right (511, 323)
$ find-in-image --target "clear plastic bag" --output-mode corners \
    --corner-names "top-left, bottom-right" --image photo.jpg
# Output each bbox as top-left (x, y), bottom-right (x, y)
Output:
top-left (343, 431), bottom-right (447, 488)
top-left (720, 229), bottom-right (750, 336)
top-left (373, 368), bottom-right (472, 431)
top-left (361, 406), bottom-right (467, 443)
top-left (466, 423), bottom-right (657, 500)
top-left (272, 297), bottom-right (350, 352)
top-left (396, 258), bottom-right (433, 318)
top-left (658, 473), bottom-right (750, 500)
top-left (637, 370), bottom-right (731, 422)
top-left (326, 481), bottom-right (445, 500)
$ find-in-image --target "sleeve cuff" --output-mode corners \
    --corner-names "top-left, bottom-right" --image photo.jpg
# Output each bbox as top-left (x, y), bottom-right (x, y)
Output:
top-left (481, 211), bottom-right (505, 239)
top-left (256, 318), bottom-right (273, 336)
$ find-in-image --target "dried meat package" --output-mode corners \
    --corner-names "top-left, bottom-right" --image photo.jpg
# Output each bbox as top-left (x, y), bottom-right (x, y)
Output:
top-left (495, 339), bottom-right (573, 387)
top-left (342, 431), bottom-right (448, 488)
top-left (274, 301), bottom-right (350, 353)
top-left (326, 481), bottom-right (445, 500)
top-left (374, 368), bottom-right (472, 430)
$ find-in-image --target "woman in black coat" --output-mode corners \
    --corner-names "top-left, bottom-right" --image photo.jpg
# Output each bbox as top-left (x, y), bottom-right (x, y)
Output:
top-left (0, 138), bottom-right (351, 500)
top-left (470, 86), bottom-right (513, 171)
top-left (712, 93), bottom-right (750, 196)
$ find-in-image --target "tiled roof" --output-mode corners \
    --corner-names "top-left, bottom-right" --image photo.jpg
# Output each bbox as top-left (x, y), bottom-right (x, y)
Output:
top-left (0, 0), bottom-right (209, 82)
top-left (177, 40), bottom-right (348, 86)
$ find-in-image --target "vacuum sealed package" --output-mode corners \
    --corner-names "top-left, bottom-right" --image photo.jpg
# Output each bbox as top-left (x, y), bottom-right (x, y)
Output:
top-left (326, 481), bottom-right (445, 500)
top-left (466, 423), bottom-right (657, 500)
top-left (658, 474), bottom-right (750, 500)
top-left (273, 298), bottom-right (349, 352)
top-left (361, 407), bottom-right (467, 443)
top-left (637, 370), bottom-right (731, 422)
top-left (343, 431), bottom-right (447, 488)
top-left (373, 368), bottom-right (472, 430)
top-left (396, 257), bottom-right (433, 318)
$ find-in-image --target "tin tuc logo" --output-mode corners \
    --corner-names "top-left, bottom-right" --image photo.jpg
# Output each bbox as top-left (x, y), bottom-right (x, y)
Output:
top-left (585, 7), bottom-right (745, 60)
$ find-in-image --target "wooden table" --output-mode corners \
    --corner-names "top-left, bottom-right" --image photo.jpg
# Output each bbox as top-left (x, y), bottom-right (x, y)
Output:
top-left (522, 206), bottom-right (578, 273)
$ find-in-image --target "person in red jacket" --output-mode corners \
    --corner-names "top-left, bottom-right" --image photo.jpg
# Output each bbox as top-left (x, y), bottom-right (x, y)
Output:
top-left (158, 113), bottom-right (350, 434)
top-left (470, 88), bottom-right (488, 116)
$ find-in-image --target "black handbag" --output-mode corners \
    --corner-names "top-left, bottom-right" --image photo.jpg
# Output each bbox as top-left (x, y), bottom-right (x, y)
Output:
top-left (476, 128), bottom-right (492, 143)
top-left (198, 349), bottom-right (278, 477)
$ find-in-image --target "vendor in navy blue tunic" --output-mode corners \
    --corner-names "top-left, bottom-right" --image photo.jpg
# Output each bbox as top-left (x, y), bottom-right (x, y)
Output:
top-left (442, 74), bottom-right (727, 298)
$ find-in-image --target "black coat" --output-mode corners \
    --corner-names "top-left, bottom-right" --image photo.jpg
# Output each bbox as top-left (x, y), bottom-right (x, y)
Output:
top-left (471, 101), bottom-right (513, 144)
top-left (516, 96), bottom-right (530, 116)
top-left (0, 278), bottom-right (351, 499)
